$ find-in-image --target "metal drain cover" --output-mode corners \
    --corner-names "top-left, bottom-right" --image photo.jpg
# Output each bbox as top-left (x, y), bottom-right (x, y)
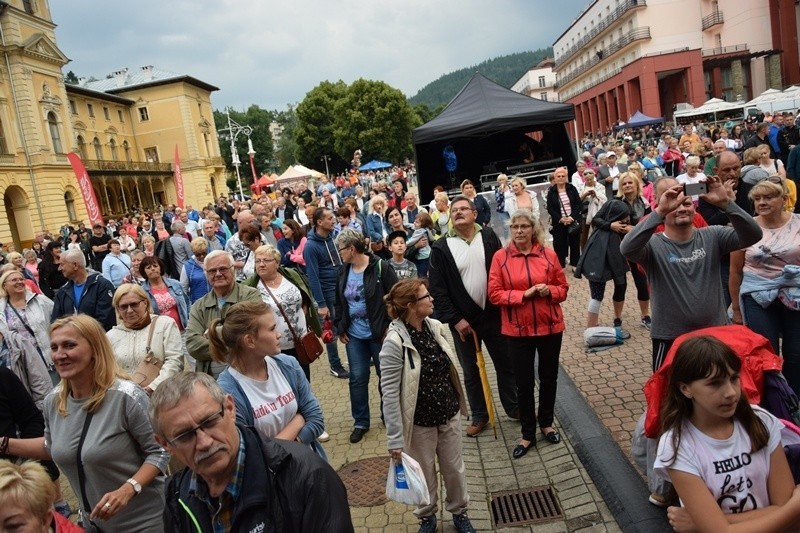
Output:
top-left (490, 486), bottom-right (563, 528)
top-left (337, 456), bottom-right (390, 507)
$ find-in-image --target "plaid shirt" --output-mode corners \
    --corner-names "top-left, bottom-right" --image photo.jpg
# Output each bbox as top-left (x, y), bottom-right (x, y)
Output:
top-left (189, 428), bottom-right (246, 533)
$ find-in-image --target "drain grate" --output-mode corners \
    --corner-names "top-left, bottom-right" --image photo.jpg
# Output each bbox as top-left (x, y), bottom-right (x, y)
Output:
top-left (337, 456), bottom-right (390, 507)
top-left (490, 486), bottom-right (563, 528)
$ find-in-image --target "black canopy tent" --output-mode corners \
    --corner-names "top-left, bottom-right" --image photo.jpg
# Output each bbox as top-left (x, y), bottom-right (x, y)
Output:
top-left (412, 73), bottom-right (576, 202)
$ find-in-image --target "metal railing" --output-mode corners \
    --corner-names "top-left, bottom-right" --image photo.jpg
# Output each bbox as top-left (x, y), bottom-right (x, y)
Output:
top-left (83, 159), bottom-right (172, 172)
top-left (701, 10), bottom-right (724, 31)
top-left (556, 27), bottom-right (651, 89)
top-left (558, 66), bottom-right (624, 102)
top-left (555, 0), bottom-right (647, 69)
top-left (701, 43), bottom-right (747, 57)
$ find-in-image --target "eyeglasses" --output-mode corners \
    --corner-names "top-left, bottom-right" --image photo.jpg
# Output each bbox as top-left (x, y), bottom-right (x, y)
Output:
top-left (416, 293), bottom-right (433, 302)
top-left (166, 404), bottom-right (225, 447)
top-left (254, 258), bottom-right (276, 265)
top-left (206, 266), bottom-right (232, 276)
top-left (510, 224), bottom-right (533, 231)
top-left (337, 246), bottom-right (351, 253)
top-left (118, 300), bottom-right (145, 312)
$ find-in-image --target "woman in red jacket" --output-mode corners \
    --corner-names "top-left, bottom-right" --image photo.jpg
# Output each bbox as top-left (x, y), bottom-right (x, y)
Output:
top-left (488, 208), bottom-right (569, 459)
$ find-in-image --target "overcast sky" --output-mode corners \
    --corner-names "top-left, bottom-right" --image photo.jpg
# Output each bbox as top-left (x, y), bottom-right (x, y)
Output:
top-left (51, 0), bottom-right (587, 112)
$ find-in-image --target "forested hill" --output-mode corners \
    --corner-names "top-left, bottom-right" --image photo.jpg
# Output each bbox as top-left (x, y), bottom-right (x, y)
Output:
top-left (408, 48), bottom-right (553, 108)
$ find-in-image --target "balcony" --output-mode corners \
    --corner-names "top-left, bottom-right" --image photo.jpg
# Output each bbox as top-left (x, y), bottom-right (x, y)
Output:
top-left (83, 159), bottom-right (172, 175)
top-left (702, 10), bottom-right (724, 31)
top-left (701, 43), bottom-right (747, 57)
top-left (556, 27), bottom-right (651, 89)
top-left (554, 0), bottom-right (647, 70)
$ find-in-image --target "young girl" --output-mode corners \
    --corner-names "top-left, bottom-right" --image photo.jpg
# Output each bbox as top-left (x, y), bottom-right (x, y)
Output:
top-left (406, 211), bottom-right (434, 277)
top-left (654, 335), bottom-right (800, 532)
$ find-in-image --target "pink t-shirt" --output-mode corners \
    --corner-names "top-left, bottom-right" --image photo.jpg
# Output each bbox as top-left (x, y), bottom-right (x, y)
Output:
top-left (149, 285), bottom-right (182, 330)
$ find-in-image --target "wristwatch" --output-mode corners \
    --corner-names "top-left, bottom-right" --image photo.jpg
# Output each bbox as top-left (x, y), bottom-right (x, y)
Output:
top-left (126, 478), bottom-right (142, 496)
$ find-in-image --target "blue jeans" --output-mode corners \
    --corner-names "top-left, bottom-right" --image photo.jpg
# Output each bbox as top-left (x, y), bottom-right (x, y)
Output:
top-left (345, 336), bottom-right (382, 428)
top-left (743, 295), bottom-right (800, 395)
top-left (322, 289), bottom-right (345, 371)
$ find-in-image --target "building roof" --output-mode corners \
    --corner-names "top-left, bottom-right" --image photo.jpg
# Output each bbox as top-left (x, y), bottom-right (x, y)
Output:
top-left (78, 65), bottom-right (219, 94)
top-left (65, 83), bottom-right (135, 105)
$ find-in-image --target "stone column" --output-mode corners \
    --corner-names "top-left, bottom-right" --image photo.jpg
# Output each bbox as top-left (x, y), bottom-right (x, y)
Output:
top-left (730, 60), bottom-right (744, 101)
top-left (768, 55), bottom-right (782, 89)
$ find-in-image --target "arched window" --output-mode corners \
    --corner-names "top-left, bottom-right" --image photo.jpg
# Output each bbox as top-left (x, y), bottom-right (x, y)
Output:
top-left (47, 112), bottom-right (62, 153)
top-left (123, 140), bottom-right (131, 162)
top-left (109, 138), bottom-right (118, 161)
top-left (93, 137), bottom-right (103, 160)
top-left (64, 191), bottom-right (77, 222)
top-left (77, 135), bottom-right (87, 160)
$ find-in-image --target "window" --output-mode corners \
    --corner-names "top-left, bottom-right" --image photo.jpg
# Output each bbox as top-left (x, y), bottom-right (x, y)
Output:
top-left (123, 140), bottom-right (131, 162)
top-left (118, 109), bottom-right (124, 122)
top-left (22, 0), bottom-right (34, 15)
top-left (109, 139), bottom-right (118, 161)
top-left (540, 92), bottom-right (548, 101)
top-left (138, 107), bottom-right (149, 121)
top-left (47, 112), bottom-right (62, 153)
top-left (65, 192), bottom-right (77, 222)
top-left (87, 103), bottom-right (95, 118)
top-left (69, 99), bottom-right (77, 114)
top-left (103, 107), bottom-right (110, 120)
top-left (538, 76), bottom-right (546, 88)
top-left (144, 147), bottom-right (159, 163)
top-left (76, 135), bottom-right (87, 160)
top-left (0, 119), bottom-right (8, 154)
top-left (203, 133), bottom-right (211, 157)
top-left (93, 137), bottom-right (103, 160)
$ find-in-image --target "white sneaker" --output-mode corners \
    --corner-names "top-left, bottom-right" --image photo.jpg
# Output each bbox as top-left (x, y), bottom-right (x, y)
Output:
top-left (318, 431), bottom-right (330, 442)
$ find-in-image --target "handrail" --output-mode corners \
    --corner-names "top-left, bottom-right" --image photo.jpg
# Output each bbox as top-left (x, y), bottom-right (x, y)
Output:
top-left (701, 43), bottom-right (747, 57)
top-left (701, 10), bottom-right (724, 31)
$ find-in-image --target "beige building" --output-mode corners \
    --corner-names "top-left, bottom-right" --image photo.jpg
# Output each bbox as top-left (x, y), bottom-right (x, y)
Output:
top-left (510, 58), bottom-right (558, 102)
top-left (0, 0), bottom-right (226, 249)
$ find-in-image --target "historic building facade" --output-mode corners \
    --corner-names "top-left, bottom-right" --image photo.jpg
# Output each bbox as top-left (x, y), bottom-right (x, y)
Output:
top-left (0, 0), bottom-right (225, 249)
top-left (553, 0), bottom-right (800, 135)
top-left (510, 58), bottom-right (558, 103)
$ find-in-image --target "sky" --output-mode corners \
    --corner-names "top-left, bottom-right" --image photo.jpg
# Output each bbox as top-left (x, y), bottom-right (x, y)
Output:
top-left (50, 0), bottom-right (588, 112)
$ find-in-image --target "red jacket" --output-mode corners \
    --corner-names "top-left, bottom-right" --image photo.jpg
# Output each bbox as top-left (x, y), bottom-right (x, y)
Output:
top-left (488, 242), bottom-right (568, 337)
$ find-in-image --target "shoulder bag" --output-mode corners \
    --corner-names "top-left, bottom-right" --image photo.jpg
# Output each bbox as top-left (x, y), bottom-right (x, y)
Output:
top-left (131, 319), bottom-right (163, 388)
top-left (557, 191), bottom-right (581, 236)
top-left (262, 280), bottom-right (323, 366)
top-left (76, 412), bottom-right (104, 533)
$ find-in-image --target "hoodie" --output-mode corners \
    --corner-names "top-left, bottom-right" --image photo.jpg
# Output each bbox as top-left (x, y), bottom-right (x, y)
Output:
top-left (302, 228), bottom-right (342, 307)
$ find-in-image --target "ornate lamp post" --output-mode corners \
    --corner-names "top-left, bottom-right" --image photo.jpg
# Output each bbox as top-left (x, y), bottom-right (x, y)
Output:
top-left (219, 112), bottom-right (252, 199)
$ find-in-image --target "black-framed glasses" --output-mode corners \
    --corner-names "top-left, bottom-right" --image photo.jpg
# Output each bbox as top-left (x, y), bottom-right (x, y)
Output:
top-left (416, 293), bottom-right (433, 302)
top-left (337, 246), bottom-right (351, 253)
top-left (166, 403), bottom-right (225, 447)
top-left (118, 300), bottom-right (146, 311)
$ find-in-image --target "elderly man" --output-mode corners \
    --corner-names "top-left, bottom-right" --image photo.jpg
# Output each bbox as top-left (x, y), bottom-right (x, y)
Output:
top-left (202, 220), bottom-right (224, 252)
top-left (597, 152), bottom-right (628, 199)
top-left (52, 247), bottom-right (116, 330)
top-left (151, 373), bottom-right (353, 532)
top-left (402, 191), bottom-right (427, 226)
top-left (225, 209), bottom-right (256, 281)
top-left (185, 250), bottom-right (261, 377)
top-left (429, 196), bottom-right (518, 437)
top-left (703, 139), bottom-right (727, 176)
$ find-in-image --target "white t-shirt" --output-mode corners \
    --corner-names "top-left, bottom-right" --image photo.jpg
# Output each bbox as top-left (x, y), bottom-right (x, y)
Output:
top-left (654, 406), bottom-right (783, 514)
top-left (446, 232), bottom-right (487, 310)
top-left (258, 277), bottom-right (308, 351)
top-left (229, 357), bottom-right (298, 438)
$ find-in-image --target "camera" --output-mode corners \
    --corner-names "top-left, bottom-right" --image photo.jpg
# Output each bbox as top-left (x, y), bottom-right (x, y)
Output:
top-left (683, 182), bottom-right (708, 196)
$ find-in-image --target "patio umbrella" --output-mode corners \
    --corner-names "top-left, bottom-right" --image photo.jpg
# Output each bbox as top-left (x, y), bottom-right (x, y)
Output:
top-left (472, 331), bottom-right (497, 438)
top-left (360, 160), bottom-right (393, 170)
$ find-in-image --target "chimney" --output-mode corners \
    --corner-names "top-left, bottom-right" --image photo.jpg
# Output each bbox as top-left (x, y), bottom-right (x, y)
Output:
top-left (78, 77), bottom-right (87, 85)
top-left (140, 65), bottom-right (154, 81)
top-left (112, 68), bottom-right (128, 87)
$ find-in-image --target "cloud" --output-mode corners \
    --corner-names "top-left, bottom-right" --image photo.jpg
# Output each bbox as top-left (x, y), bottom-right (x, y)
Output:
top-left (51, 0), bottom-right (586, 110)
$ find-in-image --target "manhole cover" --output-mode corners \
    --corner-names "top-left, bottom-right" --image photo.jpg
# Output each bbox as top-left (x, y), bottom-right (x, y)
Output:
top-left (490, 486), bottom-right (563, 528)
top-left (337, 456), bottom-right (390, 506)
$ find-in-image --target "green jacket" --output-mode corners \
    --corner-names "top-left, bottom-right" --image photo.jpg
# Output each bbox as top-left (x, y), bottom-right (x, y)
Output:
top-left (244, 267), bottom-right (322, 336)
top-left (185, 282), bottom-right (262, 363)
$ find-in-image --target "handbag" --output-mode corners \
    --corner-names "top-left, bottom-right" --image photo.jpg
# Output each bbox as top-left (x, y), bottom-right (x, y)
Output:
top-left (76, 412), bottom-right (105, 533)
top-left (131, 320), bottom-right (162, 388)
top-left (557, 190), bottom-right (582, 236)
top-left (261, 280), bottom-right (323, 366)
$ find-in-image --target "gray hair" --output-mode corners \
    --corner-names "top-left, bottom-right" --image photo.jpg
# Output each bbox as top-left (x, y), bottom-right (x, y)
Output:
top-left (254, 244), bottom-right (281, 262)
top-left (170, 220), bottom-right (185, 234)
top-left (61, 247), bottom-right (86, 268)
top-left (149, 372), bottom-right (226, 436)
top-left (509, 209), bottom-right (545, 247)
top-left (335, 228), bottom-right (369, 254)
top-left (204, 250), bottom-right (234, 269)
top-left (685, 156), bottom-right (701, 167)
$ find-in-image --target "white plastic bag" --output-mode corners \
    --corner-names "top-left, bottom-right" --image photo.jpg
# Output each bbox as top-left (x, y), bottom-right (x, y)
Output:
top-left (385, 452), bottom-right (430, 506)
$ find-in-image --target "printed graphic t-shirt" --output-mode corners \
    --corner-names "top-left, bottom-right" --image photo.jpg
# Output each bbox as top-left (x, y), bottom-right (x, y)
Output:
top-left (228, 357), bottom-right (298, 438)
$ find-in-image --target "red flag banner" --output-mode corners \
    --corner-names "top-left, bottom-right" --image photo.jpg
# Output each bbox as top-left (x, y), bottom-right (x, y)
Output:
top-left (174, 144), bottom-right (185, 209)
top-left (66, 152), bottom-right (103, 227)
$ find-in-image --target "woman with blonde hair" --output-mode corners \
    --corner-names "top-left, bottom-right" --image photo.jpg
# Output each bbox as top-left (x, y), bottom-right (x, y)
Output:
top-left (107, 284), bottom-right (184, 394)
top-left (4, 252), bottom-right (40, 294)
top-left (5, 314), bottom-right (168, 532)
top-left (505, 176), bottom-right (540, 220)
top-left (615, 172), bottom-right (652, 329)
top-left (430, 191), bottom-right (452, 238)
top-left (576, 168), bottom-right (606, 251)
top-left (211, 300), bottom-right (327, 458)
top-left (380, 278), bottom-right (472, 533)
top-left (495, 173), bottom-right (511, 241)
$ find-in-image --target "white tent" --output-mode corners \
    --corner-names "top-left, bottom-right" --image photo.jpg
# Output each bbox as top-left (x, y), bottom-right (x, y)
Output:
top-left (293, 164), bottom-right (325, 179)
top-left (745, 88), bottom-right (784, 107)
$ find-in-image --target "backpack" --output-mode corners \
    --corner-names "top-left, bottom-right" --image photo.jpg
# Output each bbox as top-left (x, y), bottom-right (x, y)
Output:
top-left (760, 372), bottom-right (800, 427)
top-left (583, 326), bottom-right (627, 352)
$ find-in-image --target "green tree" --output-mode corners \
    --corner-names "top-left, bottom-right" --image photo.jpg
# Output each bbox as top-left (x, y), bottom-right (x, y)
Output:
top-left (65, 71), bottom-right (79, 85)
top-left (213, 105), bottom-right (274, 187)
top-left (332, 79), bottom-right (419, 164)
top-left (294, 80), bottom-right (348, 173)
top-left (274, 104), bottom-right (298, 171)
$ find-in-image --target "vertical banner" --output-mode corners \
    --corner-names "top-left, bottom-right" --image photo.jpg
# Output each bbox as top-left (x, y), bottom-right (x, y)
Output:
top-left (66, 152), bottom-right (103, 227)
top-left (174, 144), bottom-right (185, 209)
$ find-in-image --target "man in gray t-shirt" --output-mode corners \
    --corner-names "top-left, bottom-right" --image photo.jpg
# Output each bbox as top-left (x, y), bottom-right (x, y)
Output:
top-left (620, 176), bottom-right (762, 371)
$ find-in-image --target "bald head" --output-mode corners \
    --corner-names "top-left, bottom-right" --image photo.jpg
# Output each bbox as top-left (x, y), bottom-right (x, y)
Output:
top-left (714, 150), bottom-right (742, 184)
top-left (237, 209), bottom-right (255, 227)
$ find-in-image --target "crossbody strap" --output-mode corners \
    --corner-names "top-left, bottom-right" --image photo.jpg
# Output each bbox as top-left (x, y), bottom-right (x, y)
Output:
top-left (76, 412), bottom-right (95, 513)
top-left (260, 279), bottom-right (300, 343)
top-left (145, 317), bottom-right (157, 353)
top-left (7, 303), bottom-right (50, 370)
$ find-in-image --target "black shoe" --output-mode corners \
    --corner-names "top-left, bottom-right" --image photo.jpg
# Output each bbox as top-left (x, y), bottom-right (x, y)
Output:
top-left (330, 367), bottom-right (350, 379)
top-left (512, 440), bottom-right (536, 459)
top-left (542, 429), bottom-right (561, 444)
top-left (349, 427), bottom-right (368, 443)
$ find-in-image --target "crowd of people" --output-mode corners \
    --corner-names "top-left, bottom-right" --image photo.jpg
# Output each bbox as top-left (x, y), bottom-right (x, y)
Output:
top-left (0, 128), bottom-right (798, 531)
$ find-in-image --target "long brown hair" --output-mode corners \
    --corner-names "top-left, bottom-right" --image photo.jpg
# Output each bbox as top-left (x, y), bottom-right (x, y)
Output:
top-left (207, 300), bottom-right (272, 364)
top-left (659, 336), bottom-right (768, 466)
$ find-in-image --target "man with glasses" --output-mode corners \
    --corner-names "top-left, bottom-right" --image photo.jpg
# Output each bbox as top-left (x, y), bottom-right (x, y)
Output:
top-left (185, 251), bottom-right (261, 377)
top-left (152, 373), bottom-right (353, 532)
top-left (51, 248), bottom-right (116, 330)
top-left (428, 196), bottom-right (518, 437)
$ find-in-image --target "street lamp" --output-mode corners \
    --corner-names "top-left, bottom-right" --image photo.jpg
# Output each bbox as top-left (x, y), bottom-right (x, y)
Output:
top-left (320, 154), bottom-right (331, 179)
top-left (218, 112), bottom-right (252, 200)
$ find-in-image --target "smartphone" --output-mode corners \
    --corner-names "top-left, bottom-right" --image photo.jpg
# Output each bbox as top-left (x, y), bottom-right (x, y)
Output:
top-left (683, 182), bottom-right (708, 196)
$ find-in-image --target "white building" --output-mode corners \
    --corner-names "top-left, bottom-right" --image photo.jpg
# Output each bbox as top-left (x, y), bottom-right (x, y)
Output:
top-left (511, 58), bottom-right (558, 102)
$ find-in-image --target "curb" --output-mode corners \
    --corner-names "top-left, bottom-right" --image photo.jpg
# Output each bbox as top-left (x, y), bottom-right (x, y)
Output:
top-left (554, 365), bottom-right (672, 533)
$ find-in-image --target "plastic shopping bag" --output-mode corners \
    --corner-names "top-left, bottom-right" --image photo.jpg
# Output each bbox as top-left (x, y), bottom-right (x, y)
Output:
top-left (385, 452), bottom-right (430, 506)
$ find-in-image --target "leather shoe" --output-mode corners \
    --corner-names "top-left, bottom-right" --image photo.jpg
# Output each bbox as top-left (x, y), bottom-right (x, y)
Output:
top-left (512, 440), bottom-right (536, 459)
top-left (349, 427), bottom-right (368, 443)
top-left (466, 419), bottom-right (488, 437)
top-left (542, 429), bottom-right (561, 444)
